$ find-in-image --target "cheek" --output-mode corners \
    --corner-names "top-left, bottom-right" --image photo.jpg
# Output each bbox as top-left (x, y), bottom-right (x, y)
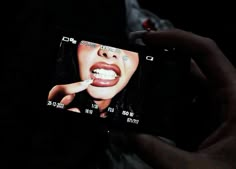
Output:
top-left (78, 45), bottom-right (98, 63)
top-left (77, 48), bottom-right (95, 78)
top-left (123, 55), bottom-right (139, 76)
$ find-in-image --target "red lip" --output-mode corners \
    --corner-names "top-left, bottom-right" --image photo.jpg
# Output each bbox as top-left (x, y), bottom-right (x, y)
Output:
top-left (90, 62), bottom-right (121, 87)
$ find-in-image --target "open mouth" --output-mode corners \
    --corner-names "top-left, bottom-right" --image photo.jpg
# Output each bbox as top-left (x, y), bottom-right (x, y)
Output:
top-left (92, 68), bottom-right (118, 80)
top-left (90, 62), bottom-right (121, 87)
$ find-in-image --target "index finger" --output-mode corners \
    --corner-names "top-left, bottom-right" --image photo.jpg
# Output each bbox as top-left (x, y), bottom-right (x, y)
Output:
top-left (141, 29), bottom-right (236, 88)
top-left (48, 78), bottom-right (93, 101)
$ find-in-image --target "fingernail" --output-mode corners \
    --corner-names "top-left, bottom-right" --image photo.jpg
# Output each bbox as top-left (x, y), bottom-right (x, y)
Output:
top-left (128, 30), bottom-right (147, 41)
top-left (128, 30), bottom-right (152, 46)
top-left (81, 78), bottom-right (93, 85)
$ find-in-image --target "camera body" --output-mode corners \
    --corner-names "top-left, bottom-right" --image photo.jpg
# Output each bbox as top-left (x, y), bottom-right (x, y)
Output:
top-left (46, 30), bottom-right (191, 139)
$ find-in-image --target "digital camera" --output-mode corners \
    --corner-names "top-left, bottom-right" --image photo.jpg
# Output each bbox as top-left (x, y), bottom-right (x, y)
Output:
top-left (46, 30), bottom-right (191, 139)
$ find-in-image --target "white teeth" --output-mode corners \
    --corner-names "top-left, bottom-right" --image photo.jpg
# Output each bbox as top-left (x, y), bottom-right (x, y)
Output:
top-left (92, 68), bottom-right (118, 80)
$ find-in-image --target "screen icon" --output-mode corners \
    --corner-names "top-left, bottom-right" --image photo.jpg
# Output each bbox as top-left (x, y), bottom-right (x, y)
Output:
top-left (146, 56), bottom-right (154, 61)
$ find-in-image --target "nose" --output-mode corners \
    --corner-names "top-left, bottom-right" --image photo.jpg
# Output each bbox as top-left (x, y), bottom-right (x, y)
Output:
top-left (97, 45), bottom-right (118, 59)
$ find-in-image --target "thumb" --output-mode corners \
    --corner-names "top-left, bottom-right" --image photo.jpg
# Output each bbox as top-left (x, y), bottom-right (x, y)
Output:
top-left (130, 134), bottom-right (192, 169)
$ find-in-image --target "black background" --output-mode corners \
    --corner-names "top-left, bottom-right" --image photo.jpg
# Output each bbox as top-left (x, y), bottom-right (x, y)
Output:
top-left (2, 1), bottom-right (236, 168)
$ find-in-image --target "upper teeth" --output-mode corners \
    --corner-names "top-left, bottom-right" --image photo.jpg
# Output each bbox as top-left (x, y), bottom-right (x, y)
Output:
top-left (92, 69), bottom-right (118, 80)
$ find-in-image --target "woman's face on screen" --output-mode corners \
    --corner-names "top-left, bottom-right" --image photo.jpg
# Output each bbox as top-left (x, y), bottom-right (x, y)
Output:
top-left (77, 40), bottom-right (139, 100)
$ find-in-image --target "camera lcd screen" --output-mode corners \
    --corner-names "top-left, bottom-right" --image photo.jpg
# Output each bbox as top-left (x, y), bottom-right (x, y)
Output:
top-left (46, 32), bottom-right (190, 137)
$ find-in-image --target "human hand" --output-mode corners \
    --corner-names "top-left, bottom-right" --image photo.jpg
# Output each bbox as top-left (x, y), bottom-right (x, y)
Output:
top-left (129, 29), bottom-right (236, 169)
top-left (47, 78), bottom-right (93, 112)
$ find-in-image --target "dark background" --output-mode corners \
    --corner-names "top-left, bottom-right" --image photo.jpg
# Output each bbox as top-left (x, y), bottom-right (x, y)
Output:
top-left (2, 0), bottom-right (235, 168)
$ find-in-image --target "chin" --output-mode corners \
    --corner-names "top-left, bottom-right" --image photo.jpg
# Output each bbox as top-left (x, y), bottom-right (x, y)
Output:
top-left (87, 86), bottom-right (117, 100)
